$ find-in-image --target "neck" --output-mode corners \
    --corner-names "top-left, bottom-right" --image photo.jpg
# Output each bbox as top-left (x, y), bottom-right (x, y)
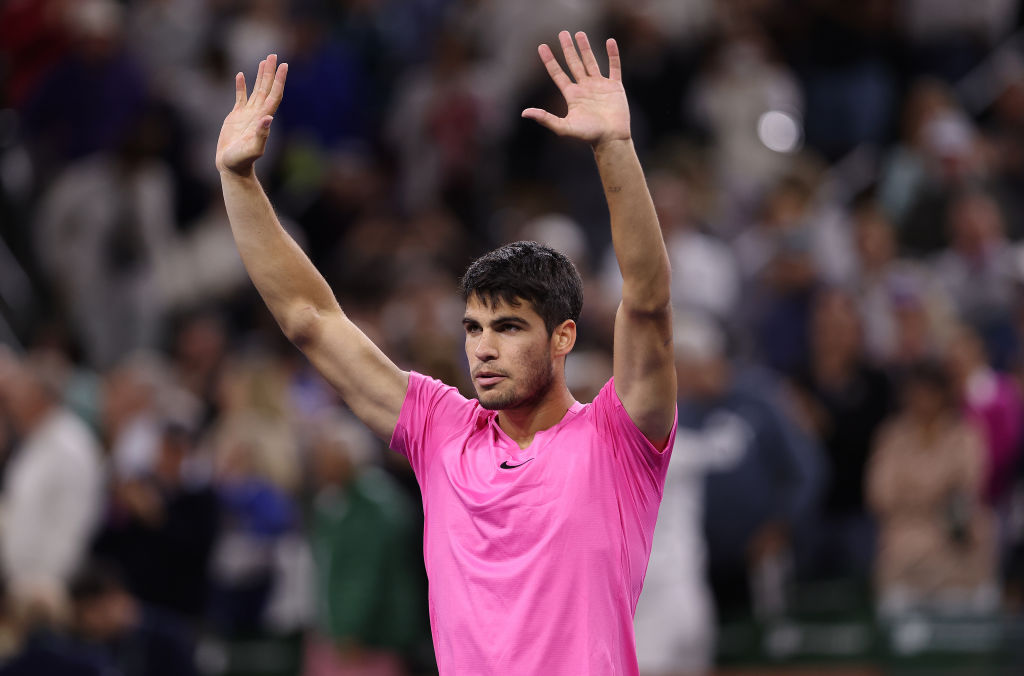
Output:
top-left (496, 383), bottom-right (576, 450)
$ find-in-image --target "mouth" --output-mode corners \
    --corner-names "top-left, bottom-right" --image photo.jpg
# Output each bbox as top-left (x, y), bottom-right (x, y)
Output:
top-left (474, 371), bottom-right (507, 387)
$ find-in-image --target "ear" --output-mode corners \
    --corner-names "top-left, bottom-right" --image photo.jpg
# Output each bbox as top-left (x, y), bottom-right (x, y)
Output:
top-left (550, 319), bottom-right (576, 358)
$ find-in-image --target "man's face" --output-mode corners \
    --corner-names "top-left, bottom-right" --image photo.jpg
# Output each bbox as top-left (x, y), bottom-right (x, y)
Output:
top-left (463, 295), bottom-right (555, 411)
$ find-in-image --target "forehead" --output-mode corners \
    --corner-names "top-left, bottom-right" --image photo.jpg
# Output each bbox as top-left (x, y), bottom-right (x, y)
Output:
top-left (463, 294), bottom-right (542, 323)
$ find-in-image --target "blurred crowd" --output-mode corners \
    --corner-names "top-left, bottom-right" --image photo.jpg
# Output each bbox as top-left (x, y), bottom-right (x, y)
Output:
top-left (4, 0), bottom-right (1024, 674)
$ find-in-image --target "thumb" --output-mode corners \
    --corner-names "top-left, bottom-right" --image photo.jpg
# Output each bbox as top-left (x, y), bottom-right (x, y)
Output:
top-left (522, 108), bottom-right (566, 135)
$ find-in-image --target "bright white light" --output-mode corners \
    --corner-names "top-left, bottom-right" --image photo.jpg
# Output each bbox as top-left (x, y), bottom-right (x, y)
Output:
top-left (757, 110), bottom-right (802, 153)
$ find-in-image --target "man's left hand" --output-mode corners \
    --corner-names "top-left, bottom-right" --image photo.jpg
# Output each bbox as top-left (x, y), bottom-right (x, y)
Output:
top-left (522, 31), bottom-right (631, 148)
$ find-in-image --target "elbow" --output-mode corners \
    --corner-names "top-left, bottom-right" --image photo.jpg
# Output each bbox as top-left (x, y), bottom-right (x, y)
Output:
top-left (282, 304), bottom-right (326, 349)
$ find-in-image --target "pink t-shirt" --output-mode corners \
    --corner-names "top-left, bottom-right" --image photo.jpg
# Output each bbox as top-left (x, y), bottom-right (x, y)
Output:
top-left (390, 372), bottom-right (675, 675)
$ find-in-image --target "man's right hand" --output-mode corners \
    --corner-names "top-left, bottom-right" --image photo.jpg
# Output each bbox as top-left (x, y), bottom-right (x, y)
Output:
top-left (215, 54), bottom-right (288, 177)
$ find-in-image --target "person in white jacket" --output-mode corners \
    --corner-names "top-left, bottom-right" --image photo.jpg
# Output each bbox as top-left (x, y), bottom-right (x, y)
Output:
top-left (0, 349), bottom-right (105, 608)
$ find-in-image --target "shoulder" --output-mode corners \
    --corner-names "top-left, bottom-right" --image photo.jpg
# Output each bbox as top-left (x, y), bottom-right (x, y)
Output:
top-left (585, 379), bottom-right (675, 454)
top-left (402, 371), bottom-right (476, 419)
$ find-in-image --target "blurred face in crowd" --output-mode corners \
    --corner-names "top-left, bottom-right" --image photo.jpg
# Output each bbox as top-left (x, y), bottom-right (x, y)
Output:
top-left (75, 590), bottom-right (136, 642)
top-left (811, 290), bottom-right (862, 362)
top-left (311, 437), bottom-right (356, 488)
top-left (463, 296), bottom-right (571, 411)
top-left (154, 428), bottom-right (190, 487)
top-left (0, 362), bottom-right (52, 436)
top-left (854, 207), bottom-right (896, 271)
top-left (904, 379), bottom-right (950, 423)
top-left (101, 367), bottom-right (151, 436)
top-left (949, 193), bottom-right (1003, 258)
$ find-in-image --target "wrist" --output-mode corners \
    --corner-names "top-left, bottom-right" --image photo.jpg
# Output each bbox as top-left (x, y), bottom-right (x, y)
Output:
top-left (218, 165), bottom-right (257, 182)
top-left (591, 136), bottom-right (633, 154)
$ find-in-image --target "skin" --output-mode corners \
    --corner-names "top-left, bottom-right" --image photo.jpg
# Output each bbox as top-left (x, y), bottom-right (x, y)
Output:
top-left (215, 32), bottom-right (674, 448)
top-left (463, 295), bottom-right (576, 446)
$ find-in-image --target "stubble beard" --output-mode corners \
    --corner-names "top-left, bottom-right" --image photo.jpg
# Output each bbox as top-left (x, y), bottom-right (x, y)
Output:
top-left (477, 357), bottom-right (555, 411)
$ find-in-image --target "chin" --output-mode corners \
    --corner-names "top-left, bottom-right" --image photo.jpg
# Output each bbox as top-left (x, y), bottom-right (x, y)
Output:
top-left (477, 389), bottom-right (519, 410)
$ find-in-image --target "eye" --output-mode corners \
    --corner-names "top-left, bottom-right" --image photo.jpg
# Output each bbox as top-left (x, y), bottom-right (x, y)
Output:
top-left (464, 324), bottom-right (481, 335)
top-left (499, 324), bottom-right (521, 333)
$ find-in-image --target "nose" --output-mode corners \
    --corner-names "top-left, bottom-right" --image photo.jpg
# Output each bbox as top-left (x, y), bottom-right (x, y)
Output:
top-left (472, 329), bottom-right (498, 362)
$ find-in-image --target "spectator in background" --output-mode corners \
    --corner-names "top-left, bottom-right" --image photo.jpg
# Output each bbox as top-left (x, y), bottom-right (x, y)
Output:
top-left (602, 169), bottom-right (740, 323)
top-left (102, 352), bottom-right (174, 480)
top-left (946, 324), bottom-right (1024, 509)
top-left (848, 198), bottom-right (955, 369)
top-left (868, 361), bottom-right (998, 617)
top-left (387, 29), bottom-right (504, 230)
top-left (69, 561), bottom-right (199, 676)
top-left (934, 190), bottom-right (1020, 368)
top-left (0, 577), bottom-right (110, 676)
top-left (899, 110), bottom-right (989, 256)
top-left (207, 410), bottom-right (297, 636)
top-left (0, 349), bottom-right (104, 598)
top-left (789, 288), bottom-right (893, 580)
top-left (688, 21), bottom-right (803, 222)
top-left (305, 415), bottom-right (429, 676)
top-left (92, 421), bottom-right (218, 622)
top-left (171, 311), bottom-right (229, 432)
top-left (734, 174), bottom-right (822, 374)
top-left (32, 104), bottom-right (178, 369)
top-left (877, 78), bottom-right (958, 233)
top-left (647, 313), bottom-right (821, 629)
top-left (22, 0), bottom-right (148, 176)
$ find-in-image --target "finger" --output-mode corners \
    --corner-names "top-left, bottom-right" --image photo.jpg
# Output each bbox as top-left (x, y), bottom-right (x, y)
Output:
top-left (575, 31), bottom-right (601, 77)
top-left (558, 30), bottom-right (587, 82)
top-left (538, 44), bottom-right (572, 92)
top-left (263, 62), bottom-right (288, 114)
top-left (234, 72), bottom-right (247, 108)
top-left (522, 107), bottom-right (568, 135)
top-left (248, 59), bottom-right (266, 107)
top-left (607, 38), bottom-right (622, 81)
top-left (256, 54), bottom-right (277, 101)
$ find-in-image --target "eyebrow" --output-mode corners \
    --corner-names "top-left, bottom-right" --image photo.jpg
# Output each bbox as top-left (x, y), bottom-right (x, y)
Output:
top-left (462, 315), bottom-right (531, 328)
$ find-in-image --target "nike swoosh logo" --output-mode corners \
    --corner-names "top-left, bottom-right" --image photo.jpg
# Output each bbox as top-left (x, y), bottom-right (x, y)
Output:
top-left (500, 458), bottom-right (534, 470)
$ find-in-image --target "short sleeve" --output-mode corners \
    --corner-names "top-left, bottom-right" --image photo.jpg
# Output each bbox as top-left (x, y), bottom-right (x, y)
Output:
top-left (389, 371), bottom-right (477, 479)
top-left (590, 379), bottom-right (676, 504)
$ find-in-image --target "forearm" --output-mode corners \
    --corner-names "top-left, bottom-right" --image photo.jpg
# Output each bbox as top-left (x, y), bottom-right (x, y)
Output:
top-left (220, 170), bottom-right (340, 337)
top-left (594, 139), bottom-right (670, 312)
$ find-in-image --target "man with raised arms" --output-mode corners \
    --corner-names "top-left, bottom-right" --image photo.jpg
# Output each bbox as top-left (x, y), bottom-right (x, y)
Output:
top-left (216, 30), bottom-right (676, 675)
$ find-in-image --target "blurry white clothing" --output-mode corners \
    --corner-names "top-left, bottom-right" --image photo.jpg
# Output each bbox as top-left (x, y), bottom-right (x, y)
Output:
top-left (111, 414), bottom-right (161, 479)
top-left (34, 155), bottom-right (176, 368)
top-left (932, 242), bottom-right (1018, 324)
top-left (0, 409), bottom-right (105, 586)
top-left (689, 47), bottom-right (803, 209)
top-left (603, 229), bottom-right (740, 320)
top-left (157, 206), bottom-right (249, 311)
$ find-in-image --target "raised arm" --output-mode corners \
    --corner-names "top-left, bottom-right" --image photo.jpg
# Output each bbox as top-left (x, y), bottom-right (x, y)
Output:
top-left (523, 32), bottom-right (675, 446)
top-left (215, 55), bottom-right (408, 439)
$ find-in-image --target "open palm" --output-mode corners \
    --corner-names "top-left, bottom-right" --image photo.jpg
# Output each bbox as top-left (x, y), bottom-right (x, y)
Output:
top-left (216, 54), bottom-right (288, 176)
top-left (522, 31), bottom-right (631, 147)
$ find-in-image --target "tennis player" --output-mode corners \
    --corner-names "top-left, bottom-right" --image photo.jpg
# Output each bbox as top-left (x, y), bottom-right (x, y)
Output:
top-left (216, 30), bottom-right (676, 675)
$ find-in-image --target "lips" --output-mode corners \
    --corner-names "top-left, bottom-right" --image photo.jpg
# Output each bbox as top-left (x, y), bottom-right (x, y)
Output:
top-left (474, 371), bottom-right (506, 387)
